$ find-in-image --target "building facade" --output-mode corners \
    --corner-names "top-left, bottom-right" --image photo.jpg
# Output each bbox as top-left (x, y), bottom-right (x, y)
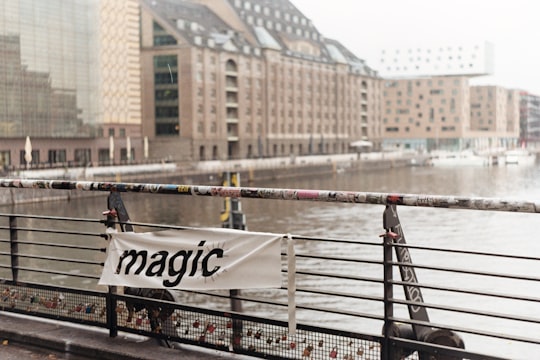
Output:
top-left (378, 42), bottom-right (494, 78)
top-left (139, 0), bottom-right (381, 161)
top-left (378, 41), bottom-right (520, 152)
top-left (519, 92), bottom-right (540, 147)
top-left (381, 76), bottom-right (519, 151)
top-left (0, 0), bottom-right (142, 170)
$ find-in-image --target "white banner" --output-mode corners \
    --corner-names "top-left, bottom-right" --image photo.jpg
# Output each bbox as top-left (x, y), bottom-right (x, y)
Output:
top-left (99, 228), bottom-right (282, 290)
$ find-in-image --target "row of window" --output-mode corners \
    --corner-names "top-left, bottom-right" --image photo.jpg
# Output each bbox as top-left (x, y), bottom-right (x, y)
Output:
top-left (384, 117), bottom-right (460, 124)
top-left (386, 126), bottom-right (457, 133)
top-left (386, 108), bottom-right (458, 116)
top-left (382, 45), bottom-right (481, 55)
top-left (234, 0), bottom-right (310, 26)
top-left (13, 147), bottom-right (135, 166)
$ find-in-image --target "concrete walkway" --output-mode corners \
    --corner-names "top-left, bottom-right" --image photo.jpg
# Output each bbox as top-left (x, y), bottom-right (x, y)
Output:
top-left (0, 312), bottom-right (250, 359)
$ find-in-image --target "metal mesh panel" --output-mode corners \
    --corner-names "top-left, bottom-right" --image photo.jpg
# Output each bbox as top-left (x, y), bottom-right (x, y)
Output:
top-left (1, 284), bottom-right (107, 325)
top-left (114, 296), bottom-right (382, 359)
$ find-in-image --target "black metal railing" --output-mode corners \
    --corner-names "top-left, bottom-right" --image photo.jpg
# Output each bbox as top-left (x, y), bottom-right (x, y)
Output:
top-left (0, 178), bottom-right (539, 359)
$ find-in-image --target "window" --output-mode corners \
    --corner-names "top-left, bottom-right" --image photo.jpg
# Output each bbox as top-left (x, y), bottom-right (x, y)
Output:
top-left (156, 123), bottom-right (179, 135)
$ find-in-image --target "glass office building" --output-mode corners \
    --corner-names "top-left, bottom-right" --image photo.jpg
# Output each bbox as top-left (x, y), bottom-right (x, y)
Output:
top-left (0, 0), bottom-right (100, 138)
top-left (0, 0), bottom-right (142, 169)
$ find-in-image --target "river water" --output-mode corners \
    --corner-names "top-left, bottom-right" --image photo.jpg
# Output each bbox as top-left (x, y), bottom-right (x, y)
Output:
top-left (6, 163), bottom-right (540, 359)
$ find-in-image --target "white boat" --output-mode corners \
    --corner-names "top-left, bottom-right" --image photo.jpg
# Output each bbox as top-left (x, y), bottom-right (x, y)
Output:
top-left (504, 149), bottom-right (536, 165)
top-left (429, 150), bottom-right (492, 167)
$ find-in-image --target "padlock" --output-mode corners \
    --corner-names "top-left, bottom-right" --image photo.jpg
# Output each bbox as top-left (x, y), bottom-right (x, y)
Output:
top-left (247, 328), bottom-right (253, 336)
top-left (357, 346), bottom-right (364, 356)
top-left (290, 341), bottom-right (296, 350)
top-left (199, 333), bottom-right (206, 342)
top-left (318, 339), bottom-right (324, 347)
top-left (254, 329), bottom-right (262, 339)
top-left (192, 319), bottom-right (200, 328)
top-left (226, 319), bottom-right (232, 328)
top-left (267, 337), bottom-right (273, 344)
top-left (330, 347), bottom-right (338, 358)
top-left (303, 347), bottom-right (311, 357)
top-left (207, 322), bottom-right (216, 334)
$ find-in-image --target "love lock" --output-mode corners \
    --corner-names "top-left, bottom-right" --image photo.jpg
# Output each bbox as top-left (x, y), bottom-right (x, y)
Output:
top-left (329, 346), bottom-right (338, 358)
top-left (206, 322), bottom-right (216, 334)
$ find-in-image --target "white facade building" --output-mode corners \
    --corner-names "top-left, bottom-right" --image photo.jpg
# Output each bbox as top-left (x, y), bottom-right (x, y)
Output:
top-left (378, 41), bottom-right (494, 78)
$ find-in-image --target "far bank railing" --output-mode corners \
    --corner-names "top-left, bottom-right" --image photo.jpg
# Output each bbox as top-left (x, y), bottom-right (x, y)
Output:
top-left (0, 178), bottom-right (539, 360)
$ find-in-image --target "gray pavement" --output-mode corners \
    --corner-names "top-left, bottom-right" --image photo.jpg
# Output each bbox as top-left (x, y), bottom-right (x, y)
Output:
top-left (0, 312), bottom-right (250, 360)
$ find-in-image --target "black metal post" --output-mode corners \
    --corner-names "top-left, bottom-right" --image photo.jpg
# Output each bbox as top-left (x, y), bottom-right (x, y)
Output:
top-left (107, 286), bottom-right (118, 337)
top-left (9, 216), bottom-right (18, 283)
top-left (382, 229), bottom-right (394, 360)
top-left (221, 172), bottom-right (245, 350)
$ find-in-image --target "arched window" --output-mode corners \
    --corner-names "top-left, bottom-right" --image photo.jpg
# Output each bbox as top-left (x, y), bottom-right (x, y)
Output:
top-left (225, 59), bottom-right (237, 72)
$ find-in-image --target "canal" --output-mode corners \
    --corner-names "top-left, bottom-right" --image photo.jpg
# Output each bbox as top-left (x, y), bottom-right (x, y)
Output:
top-left (4, 163), bottom-right (540, 359)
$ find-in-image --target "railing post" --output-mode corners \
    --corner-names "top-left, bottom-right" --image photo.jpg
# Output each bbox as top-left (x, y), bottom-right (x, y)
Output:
top-left (107, 286), bottom-right (119, 337)
top-left (382, 228), bottom-right (394, 360)
top-left (221, 172), bottom-right (245, 350)
top-left (9, 216), bottom-right (18, 282)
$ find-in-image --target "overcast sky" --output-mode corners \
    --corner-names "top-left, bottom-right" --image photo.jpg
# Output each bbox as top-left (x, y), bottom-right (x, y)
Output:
top-left (291, 0), bottom-right (540, 95)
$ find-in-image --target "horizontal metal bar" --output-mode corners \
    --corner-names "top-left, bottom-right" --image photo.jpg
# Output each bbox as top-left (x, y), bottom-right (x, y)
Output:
top-left (391, 260), bottom-right (540, 282)
top-left (294, 269), bottom-right (383, 284)
top-left (4, 227), bottom-right (106, 238)
top-left (14, 253), bottom-right (103, 266)
top-left (296, 286), bottom-right (383, 303)
top-left (391, 316), bottom-right (540, 345)
top-left (292, 234), bottom-right (383, 246)
top-left (393, 242), bottom-right (540, 262)
top-left (391, 279), bottom-right (540, 303)
top-left (391, 297), bottom-right (540, 324)
top-left (0, 213), bottom-right (103, 224)
top-left (1, 178), bottom-right (540, 213)
top-left (8, 241), bottom-right (106, 252)
top-left (15, 266), bottom-right (101, 280)
top-left (295, 253), bottom-right (383, 265)
top-left (232, 291), bottom-right (384, 321)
